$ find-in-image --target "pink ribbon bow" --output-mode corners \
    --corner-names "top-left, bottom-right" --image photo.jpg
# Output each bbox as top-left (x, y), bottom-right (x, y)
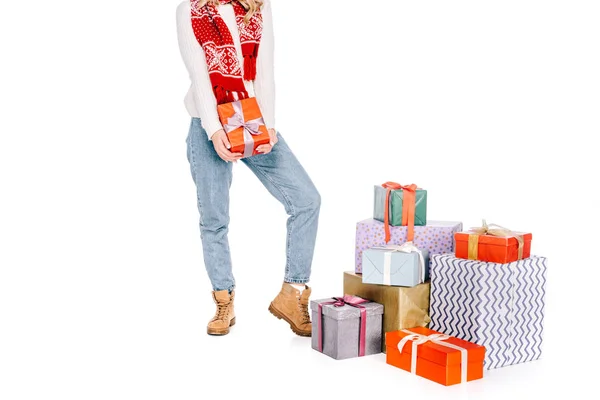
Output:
top-left (317, 295), bottom-right (369, 356)
top-left (222, 100), bottom-right (266, 157)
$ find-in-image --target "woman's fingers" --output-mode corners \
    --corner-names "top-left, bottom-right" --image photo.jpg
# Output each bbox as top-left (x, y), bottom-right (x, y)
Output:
top-left (256, 144), bottom-right (272, 154)
top-left (215, 141), bottom-right (242, 162)
top-left (268, 128), bottom-right (278, 145)
top-left (221, 151), bottom-right (243, 162)
top-left (220, 133), bottom-right (232, 150)
top-left (216, 135), bottom-right (277, 160)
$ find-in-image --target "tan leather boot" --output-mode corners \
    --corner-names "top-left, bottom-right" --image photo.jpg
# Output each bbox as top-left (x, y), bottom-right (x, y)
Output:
top-left (207, 290), bottom-right (236, 336)
top-left (268, 283), bottom-right (312, 337)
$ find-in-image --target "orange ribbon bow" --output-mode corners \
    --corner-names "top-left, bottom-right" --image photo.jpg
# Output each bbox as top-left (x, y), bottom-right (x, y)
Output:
top-left (382, 182), bottom-right (418, 243)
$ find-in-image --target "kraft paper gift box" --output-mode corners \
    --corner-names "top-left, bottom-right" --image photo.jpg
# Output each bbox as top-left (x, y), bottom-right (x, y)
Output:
top-left (343, 271), bottom-right (430, 352)
top-left (386, 327), bottom-right (485, 386)
top-left (362, 244), bottom-right (430, 287)
top-left (216, 97), bottom-right (270, 158)
top-left (355, 219), bottom-right (462, 274)
top-left (373, 183), bottom-right (427, 226)
top-left (310, 296), bottom-right (383, 360)
top-left (429, 254), bottom-right (547, 369)
top-left (455, 221), bottom-right (532, 264)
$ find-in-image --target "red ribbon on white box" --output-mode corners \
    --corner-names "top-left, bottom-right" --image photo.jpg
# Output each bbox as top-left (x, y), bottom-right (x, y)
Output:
top-left (397, 329), bottom-right (468, 383)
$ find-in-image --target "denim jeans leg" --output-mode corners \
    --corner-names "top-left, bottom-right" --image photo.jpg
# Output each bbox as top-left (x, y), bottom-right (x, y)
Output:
top-left (242, 133), bottom-right (321, 284)
top-left (186, 118), bottom-right (235, 292)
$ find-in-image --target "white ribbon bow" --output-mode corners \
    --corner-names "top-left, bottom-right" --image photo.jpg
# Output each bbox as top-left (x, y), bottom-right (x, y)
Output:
top-left (397, 329), bottom-right (468, 383)
top-left (222, 101), bottom-right (265, 157)
top-left (370, 242), bottom-right (425, 285)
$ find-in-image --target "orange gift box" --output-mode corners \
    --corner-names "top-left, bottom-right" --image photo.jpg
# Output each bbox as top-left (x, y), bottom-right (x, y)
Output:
top-left (455, 225), bottom-right (532, 263)
top-left (217, 97), bottom-right (270, 158)
top-left (386, 327), bottom-right (485, 386)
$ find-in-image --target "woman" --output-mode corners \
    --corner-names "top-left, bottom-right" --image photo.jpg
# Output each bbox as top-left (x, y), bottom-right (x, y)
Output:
top-left (176, 0), bottom-right (320, 337)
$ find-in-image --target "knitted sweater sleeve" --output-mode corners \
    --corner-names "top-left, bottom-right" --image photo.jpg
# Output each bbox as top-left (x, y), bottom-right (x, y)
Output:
top-left (176, 1), bottom-right (222, 139)
top-left (254, 0), bottom-right (276, 130)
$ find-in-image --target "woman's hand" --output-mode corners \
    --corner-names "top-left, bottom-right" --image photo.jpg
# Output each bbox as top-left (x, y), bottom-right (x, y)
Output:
top-left (212, 130), bottom-right (243, 162)
top-left (256, 128), bottom-right (278, 155)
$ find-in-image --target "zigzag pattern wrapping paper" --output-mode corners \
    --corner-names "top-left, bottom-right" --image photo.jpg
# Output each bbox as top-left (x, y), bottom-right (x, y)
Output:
top-left (429, 254), bottom-right (547, 370)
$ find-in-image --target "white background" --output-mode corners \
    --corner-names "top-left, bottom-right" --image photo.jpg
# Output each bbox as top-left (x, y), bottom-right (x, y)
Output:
top-left (0, 0), bottom-right (598, 398)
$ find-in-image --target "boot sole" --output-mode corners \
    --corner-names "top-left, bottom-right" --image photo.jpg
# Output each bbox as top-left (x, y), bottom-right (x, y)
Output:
top-left (268, 304), bottom-right (311, 337)
top-left (207, 317), bottom-right (236, 336)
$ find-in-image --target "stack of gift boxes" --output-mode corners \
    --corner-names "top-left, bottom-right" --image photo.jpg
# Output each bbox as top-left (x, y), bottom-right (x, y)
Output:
top-left (311, 182), bottom-right (547, 386)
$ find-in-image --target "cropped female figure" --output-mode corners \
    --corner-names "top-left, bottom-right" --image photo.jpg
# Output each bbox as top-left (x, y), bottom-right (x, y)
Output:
top-left (176, 0), bottom-right (320, 336)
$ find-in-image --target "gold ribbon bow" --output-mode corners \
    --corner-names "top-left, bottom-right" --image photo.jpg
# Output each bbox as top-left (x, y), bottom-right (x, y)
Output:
top-left (467, 219), bottom-right (525, 260)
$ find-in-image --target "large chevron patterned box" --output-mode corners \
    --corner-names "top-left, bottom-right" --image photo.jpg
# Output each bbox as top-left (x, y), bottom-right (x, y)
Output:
top-left (429, 254), bottom-right (547, 370)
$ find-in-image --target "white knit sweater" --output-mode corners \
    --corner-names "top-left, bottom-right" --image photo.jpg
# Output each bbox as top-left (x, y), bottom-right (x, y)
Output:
top-left (176, 0), bottom-right (275, 139)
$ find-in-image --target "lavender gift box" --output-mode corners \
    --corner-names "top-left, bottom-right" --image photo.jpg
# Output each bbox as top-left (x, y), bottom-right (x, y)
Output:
top-left (311, 297), bottom-right (383, 360)
top-left (355, 219), bottom-right (463, 274)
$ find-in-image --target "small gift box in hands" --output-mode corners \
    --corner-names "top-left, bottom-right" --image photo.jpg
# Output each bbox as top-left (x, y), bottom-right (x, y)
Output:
top-left (217, 97), bottom-right (270, 158)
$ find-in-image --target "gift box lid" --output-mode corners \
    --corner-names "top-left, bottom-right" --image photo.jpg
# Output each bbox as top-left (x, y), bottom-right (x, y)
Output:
top-left (386, 327), bottom-right (485, 367)
top-left (364, 246), bottom-right (429, 260)
top-left (359, 219), bottom-right (462, 228)
top-left (455, 231), bottom-right (532, 246)
top-left (310, 297), bottom-right (384, 321)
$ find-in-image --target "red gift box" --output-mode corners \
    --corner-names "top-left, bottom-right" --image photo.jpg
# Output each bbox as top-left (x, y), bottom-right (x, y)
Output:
top-left (386, 327), bottom-right (485, 386)
top-left (455, 220), bottom-right (532, 263)
top-left (217, 97), bottom-right (270, 158)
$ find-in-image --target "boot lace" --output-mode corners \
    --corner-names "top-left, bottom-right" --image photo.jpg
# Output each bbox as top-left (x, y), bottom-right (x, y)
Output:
top-left (298, 300), bottom-right (310, 325)
top-left (215, 302), bottom-right (230, 320)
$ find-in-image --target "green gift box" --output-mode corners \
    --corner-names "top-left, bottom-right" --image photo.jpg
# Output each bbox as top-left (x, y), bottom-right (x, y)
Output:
top-left (373, 185), bottom-right (427, 226)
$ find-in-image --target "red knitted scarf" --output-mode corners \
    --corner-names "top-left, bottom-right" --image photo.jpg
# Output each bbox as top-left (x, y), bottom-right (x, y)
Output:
top-left (191, 0), bottom-right (263, 104)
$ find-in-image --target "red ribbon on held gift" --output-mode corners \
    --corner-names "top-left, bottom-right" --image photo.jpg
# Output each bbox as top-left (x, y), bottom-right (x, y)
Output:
top-left (382, 182), bottom-right (417, 243)
top-left (317, 295), bottom-right (369, 356)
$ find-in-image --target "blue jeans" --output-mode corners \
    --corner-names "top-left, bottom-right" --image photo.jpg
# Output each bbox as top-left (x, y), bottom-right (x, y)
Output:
top-left (185, 117), bottom-right (321, 292)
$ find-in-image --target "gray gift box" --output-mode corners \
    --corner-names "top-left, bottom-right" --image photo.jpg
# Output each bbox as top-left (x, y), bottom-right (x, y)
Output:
top-left (310, 298), bottom-right (383, 360)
